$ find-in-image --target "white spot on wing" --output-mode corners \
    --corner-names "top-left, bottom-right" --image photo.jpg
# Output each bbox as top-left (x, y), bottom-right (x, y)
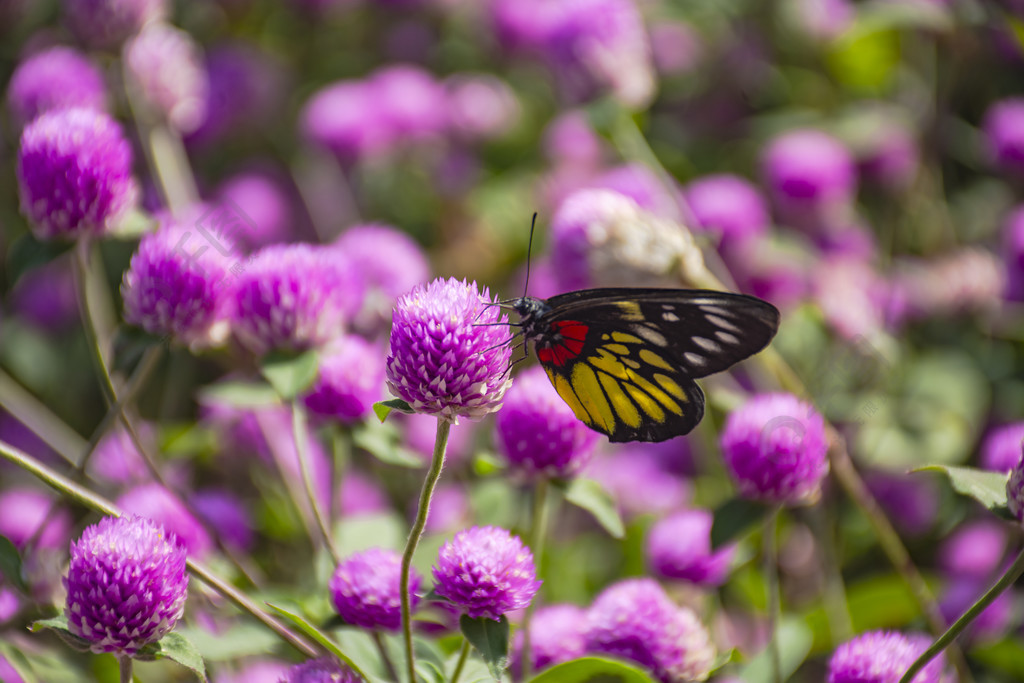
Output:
top-left (693, 336), bottom-right (720, 353)
top-left (699, 305), bottom-right (733, 317)
top-left (716, 330), bottom-right (740, 345)
top-left (662, 312), bottom-right (680, 322)
top-left (684, 352), bottom-right (705, 367)
top-left (633, 325), bottom-right (668, 347)
top-left (707, 314), bottom-right (741, 333)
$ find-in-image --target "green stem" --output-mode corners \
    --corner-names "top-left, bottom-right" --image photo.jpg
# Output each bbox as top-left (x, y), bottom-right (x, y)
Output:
top-left (402, 418), bottom-right (451, 683)
top-left (764, 510), bottom-right (782, 683)
top-left (373, 631), bottom-right (399, 683)
top-left (519, 477), bottom-right (551, 681)
top-left (450, 639), bottom-right (470, 683)
top-left (291, 400), bottom-right (341, 565)
top-left (0, 368), bottom-right (88, 466)
top-left (119, 655), bottom-right (133, 683)
top-left (899, 548), bottom-right (1024, 683)
top-left (0, 437), bottom-right (319, 658)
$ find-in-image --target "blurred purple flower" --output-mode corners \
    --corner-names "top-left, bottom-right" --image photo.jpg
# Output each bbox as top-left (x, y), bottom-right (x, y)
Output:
top-left (490, 0), bottom-right (564, 53)
top-left (17, 108), bottom-right (137, 241)
top-left (432, 526), bottom-right (540, 620)
top-left (338, 470), bottom-right (390, 518)
top-left (728, 234), bottom-right (813, 309)
top-left (650, 20), bottom-right (703, 76)
top-left (213, 171), bottom-right (296, 252)
top-left (863, 471), bottom-right (938, 537)
top-left (827, 630), bottom-right (943, 683)
top-left (719, 393), bottom-right (829, 505)
top-left (303, 336), bottom-right (384, 423)
top-left (301, 80), bottom-right (396, 164)
top-left (856, 117), bottom-right (920, 192)
top-left (386, 277), bottom-right (512, 421)
top-left (1002, 205), bottom-right (1024, 301)
top-left (584, 578), bottom-right (716, 683)
top-left (511, 604), bottom-right (588, 676)
top-left (6, 46), bottom-right (107, 128)
top-left (87, 425), bottom-right (154, 485)
top-left (64, 515), bottom-right (187, 655)
top-left (122, 220), bottom-right (236, 347)
top-left (232, 243), bottom-right (364, 354)
top-left (190, 489), bottom-right (254, 552)
top-left (494, 365), bottom-right (598, 479)
top-left (940, 579), bottom-right (1013, 642)
top-left (591, 163), bottom-right (680, 219)
top-left (890, 248), bottom-right (1005, 320)
top-left (543, 110), bottom-right (605, 168)
top-left (125, 23), bottom-right (208, 133)
top-left (981, 422), bottom-right (1024, 472)
top-left (214, 659), bottom-right (290, 683)
top-left (812, 256), bottom-right (890, 340)
top-left (369, 64), bottom-right (449, 142)
top-left (789, 0), bottom-right (855, 41)
top-left (421, 484), bottom-right (470, 533)
top-left (0, 487), bottom-right (71, 551)
top-left (684, 174), bottom-right (770, 252)
top-left (646, 508), bottom-right (736, 587)
top-left (330, 548), bottom-right (418, 631)
top-left (585, 449), bottom-right (691, 518)
top-left (937, 519), bottom-right (1009, 579)
top-left (279, 658), bottom-right (364, 682)
top-left (9, 257), bottom-right (79, 332)
top-left (400, 412), bottom-right (474, 465)
top-left (116, 483), bottom-right (213, 558)
top-left (0, 583), bottom-right (20, 624)
top-left (64, 0), bottom-right (166, 50)
top-left (446, 73), bottom-right (520, 141)
top-left (983, 97), bottom-right (1024, 175)
top-left (257, 408), bottom-right (334, 515)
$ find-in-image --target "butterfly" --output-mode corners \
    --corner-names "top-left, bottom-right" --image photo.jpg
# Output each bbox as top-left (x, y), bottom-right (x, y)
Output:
top-left (510, 288), bottom-right (780, 442)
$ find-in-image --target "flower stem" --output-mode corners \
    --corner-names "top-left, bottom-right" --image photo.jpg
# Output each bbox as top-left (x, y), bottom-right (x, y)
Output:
top-left (0, 368), bottom-right (88, 466)
top-left (450, 639), bottom-right (470, 683)
top-left (291, 400), bottom-right (341, 565)
top-left (899, 547), bottom-right (1024, 683)
top-left (763, 510), bottom-right (782, 683)
top-left (118, 656), bottom-right (133, 683)
top-left (0, 436), bottom-right (319, 658)
top-left (519, 477), bottom-right (551, 681)
top-left (402, 418), bottom-right (451, 683)
top-left (373, 631), bottom-right (399, 683)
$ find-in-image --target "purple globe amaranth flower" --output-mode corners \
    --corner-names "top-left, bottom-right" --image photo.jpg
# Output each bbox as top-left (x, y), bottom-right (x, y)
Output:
top-left (386, 277), bottom-right (512, 421)
top-left (863, 471), bottom-right (938, 537)
top-left (369, 65), bottom-right (449, 143)
top-left (983, 98), bottom-right (1024, 176)
top-left (329, 548), bottom-right (418, 631)
top-left (64, 0), bottom-right (166, 50)
top-left (122, 220), bottom-right (236, 347)
top-left (7, 46), bottom-right (108, 129)
top-left (1002, 205), bottom-right (1024, 301)
top-left (301, 80), bottom-right (395, 164)
top-left (650, 20), bottom-right (703, 76)
top-left (827, 630), bottom-right (943, 683)
top-left (490, 0), bottom-right (564, 53)
top-left (549, 189), bottom-right (704, 291)
top-left (719, 393), bottom-right (829, 505)
top-left (337, 470), bottom-right (389, 518)
top-left (494, 365), bottom-right (598, 479)
top-left (938, 519), bottom-right (1009, 579)
top-left (584, 578), bottom-right (716, 683)
top-left (981, 422), bottom-right (1024, 472)
top-left (591, 163), bottom-right (680, 219)
top-left (279, 657), bottom-right (364, 683)
top-left (17, 107), bottom-right (137, 241)
top-left (543, 110), bottom-right (605, 168)
top-left (421, 484), bottom-right (470, 533)
top-left (761, 128), bottom-right (857, 232)
top-left (646, 508), bottom-right (736, 587)
top-left (1006, 451), bottom-right (1024, 524)
top-left (303, 336), bottom-right (384, 423)
top-left (215, 658), bottom-right (290, 683)
top-left (585, 449), bottom-right (691, 518)
top-left (432, 526), bottom-right (540, 620)
top-left (116, 483), bottom-right (213, 558)
top-left (891, 248), bottom-right (1005, 320)
top-left (232, 243), bottom-right (364, 355)
top-left (87, 424), bottom-right (157, 485)
top-left (684, 174), bottom-right (770, 252)
top-left (125, 23), bottom-right (208, 133)
top-left (511, 604), bottom-right (587, 676)
top-left (190, 489), bottom-right (254, 552)
top-left (214, 171), bottom-right (296, 252)
top-left (0, 487), bottom-right (72, 551)
top-left (728, 233), bottom-right (813, 310)
top-left (940, 578), bottom-right (1012, 642)
top-left (445, 73), bottom-right (520, 141)
top-left (852, 112), bottom-right (920, 192)
top-left (10, 257), bottom-right (79, 332)
top-left (812, 256), bottom-right (890, 341)
top-left (401, 412), bottom-right (474, 465)
top-left (64, 515), bottom-right (187, 655)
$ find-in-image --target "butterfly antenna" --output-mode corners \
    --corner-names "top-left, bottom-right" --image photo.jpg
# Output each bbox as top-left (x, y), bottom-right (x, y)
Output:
top-left (522, 212), bottom-right (538, 298)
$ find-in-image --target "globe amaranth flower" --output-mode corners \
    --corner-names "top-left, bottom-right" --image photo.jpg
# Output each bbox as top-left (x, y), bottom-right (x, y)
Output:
top-left (890, 248), bottom-right (1005, 321)
top-left (214, 171), bottom-right (295, 252)
top-left (827, 630), bottom-right (943, 683)
top-left (122, 220), bottom-right (236, 347)
top-left (338, 469), bottom-right (389, 518)
top-left (938, 519), bottom-right (1009, 579)
top-left (584, 449), bottom-right (691, 518)
top-left (646, 508), bottom-right (736, 587)
top-left (216, 658), bottom-right (290, 683)
top-left (369, 64), bottom-right (449, 143)
top-left (432, 526), bottom-right (540, 620)
top-left (863, 471), bottom-right (938, 537)
top-left (302, 336), bottom-right (384, 423)
top-left (17, 107), bottom-right (138, 241)
top-left (650, 20), bottom-right (703, 76)
top-left (981, 422), bottom-right (1024, 472)
top-left (420, 484), bottom-right (470, 534)
top-left (543, 110), bottom-right (605, 168)
top-left (386, 277), bottom-right (512, 421)
top-left (719, 393), bottom-right (829, 505)
top-left (10, 257), bottom-right (79, 333)
top-left (683, 174), bottom-right (770, 252)
top-left (445, 73), bottom-right (520, 142)
top-left (329, 548), bottom-right (419, 631)
top-left (400, 412), bottom-right (474, 465)
top-left (232, 243), bottom-right (364, 355)
top-left (983, 98), bottom-right (1024, 176)
top-left (590, 163), bottom-right (680, 219)
top-left (64, 515), bottom-right (187, 655)
top-left (64, 0), bottom-right (167, 50)
top-left (190, 489), bottom-right (254, 552)
top-left (495, 365), bottom-right (598, 479)
top-left (0, 487), bottom-right (72, 551)
top-left (87, 424), bottom-right (155, 485)
top-left (550, 189), bottom-right (705, 291)
top-left (511, 604), bottom-right (587, 677)
top-left (116, 483), bottom-right (213, 558)
top-left (7, 46), bottom-right (108, 128)
top-left (301, 80), bottom-right (395, 163)
top-left (279, 657), bottom-right (364, 683)
top-left (1006, 450), bottom-right (1024, 524)
top-left (584, 578), bottom-right (716, 683)
top-left (125, 23), bottom-right (208, 133)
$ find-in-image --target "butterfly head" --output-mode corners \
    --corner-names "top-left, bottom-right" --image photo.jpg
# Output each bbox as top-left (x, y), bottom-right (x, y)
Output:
top-left (509, 296), bottom-right (550, 332)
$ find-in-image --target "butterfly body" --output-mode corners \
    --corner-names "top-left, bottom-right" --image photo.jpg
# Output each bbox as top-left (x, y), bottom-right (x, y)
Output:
top-left (511, 288), bottom-right (780, 443)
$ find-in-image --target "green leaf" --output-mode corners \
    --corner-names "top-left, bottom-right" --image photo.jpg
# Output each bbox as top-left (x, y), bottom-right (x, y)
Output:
top-left (30, 615), bottom-right (92, 652)
top-left (0, 535), bottom-right (28, 594)
top-left (373, 398), bottom-right (415, 422)
top-left (352, 419), bottom-right (425, 468)
top-left (739, 617), bottom-right (813, 683)
top-left (5, 235), bottom-right (73, 286)
top-left (914, 465), bottom-right (1010, 515)
top-left (174, 624), bottom-right (281, 661)
top-left (560, 478), bottom-right (625, 539)
top-left (259, 349), bottom-right (320, 400)
top-left (711, 498), bottom-right (775, 549)
top-left (971, 636), bottom-right (1024, 679)
top-left (135, 632), bottom-right (207, 681)
top-left (197, 381), bottom-right (281, 409)
top-left (459, 615), bottom-right (509, 681)
top-left (266, 602), bottom-right (372, 681)
top-left (333, 513), bottom-right (406, 557)
top-left (108, 208), bottom-right (157, 240)
top-left (526, 656), bottom-right (658, 682)
top-left (472, 451), bottom-right (506, 476)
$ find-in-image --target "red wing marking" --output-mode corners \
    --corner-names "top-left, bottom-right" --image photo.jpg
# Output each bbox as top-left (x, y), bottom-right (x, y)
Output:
top-left (537, 320), bottom-right (589, 367)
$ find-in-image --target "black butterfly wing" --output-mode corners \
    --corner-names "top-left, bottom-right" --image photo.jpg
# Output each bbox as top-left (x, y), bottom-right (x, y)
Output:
top-left (532, 288), bottom-right (779, 443)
